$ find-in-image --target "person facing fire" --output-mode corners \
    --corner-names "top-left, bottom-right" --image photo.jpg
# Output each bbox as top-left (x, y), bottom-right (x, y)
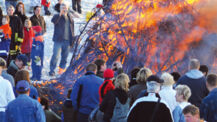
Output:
top-left (94, 59), bottom-right (107, 78)
top-left (112, 61), bottom-right (123, 77)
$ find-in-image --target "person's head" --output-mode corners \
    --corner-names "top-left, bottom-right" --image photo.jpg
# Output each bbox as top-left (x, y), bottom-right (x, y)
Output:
top-left (175, 85), bottom-right (191, 103)
top-left (34, 6), bottom-right (41, 16)
top-left (24, 18), bottom-right (32, 28)
top-left (15, 70), bottom-right (30, 85)
top-left (40, 96), bottom-right (49, 110)
top-left (67, 88), bottom-right (72, 99)
top-left (16, 80), bottom-right (30, 95)
top-left (15, 54), bottom-right (28, 69)
top-left (130, 67), bottom-right (140, 80)
top-left (136, 67), bottom-right (152, 84)
top-left (86, 63), bottom-right (97, 74)
top-left (146, 75), bottom-right (164, 93)
top-left (189, 59), bottom-right (200, 70)
top-left (103, 68), bottom-right (114, 80)
top-left (0, 57), bottom-right (7, 75)
top-left (115, 73), bottom-right (130, 92)
top-left (199, 65), bottom-right (209, 77)
top-left (171, 72), bottom-right (181, 83)
top-left (161, 72), bottom-right (175, 86)
top-left (206, 74), bottom-right (217, 92)
top-left (60, 2), bottom-right (69, 14)
top-left (112, 61), bottom-right (122, 71)
top-left (2, 15), bottom-right (10, 25)
top-left (94, 59), bottom-right (106, 73)
top-left (183, 105), bottom-right (200, 122)
top-left (15, 2), bottom-right (25, 14)
top-left (7, 5), bottom-right (15, 16)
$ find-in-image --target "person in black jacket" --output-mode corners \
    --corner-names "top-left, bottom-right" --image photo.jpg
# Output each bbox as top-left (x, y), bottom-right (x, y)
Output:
top-left (30, 6), bottom-right (46, 34)
top-left (7, 5), bottom-right (23, 63)
top-left (14, 2), bottom-right (27, 25)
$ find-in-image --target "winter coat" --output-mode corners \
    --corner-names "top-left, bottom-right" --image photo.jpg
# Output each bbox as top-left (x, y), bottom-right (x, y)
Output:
top-left (71, 71), bottom-right (103, 115)
top-left (7, 60), bottom-right (19, 78)
top-left (0, 24), bottom-right (12, 39)
top-left (14, 12), bottom-right (28, 25)
top-left (9, 15), bottom-right (23, 57)
top-left (173, 102), bottom-right (191, 122)
top-left (100, 88), bottom-right (129, 122)
top-left (21, 27), bottom-right (34, 54)
top-left (128, 83), bottom-right (146, 106)
top-left (159, 85), bottom-right (177, 112)
top-left (62, 99), bottom-right (74, 122)
top-left (51, 13), bottom-right (75, 45)
top-left (127, 93), bottom-right (173, 122)
top-left (99, 79), bottom-right (115, 104)
top-left (200, 88), bottom-right (217, 122)
top-left (30, 15), bottom-right (46, 34)
top-left (0, 31), bottom-right (11, 58)
top-left (177, 69), bottom-right (209, 107)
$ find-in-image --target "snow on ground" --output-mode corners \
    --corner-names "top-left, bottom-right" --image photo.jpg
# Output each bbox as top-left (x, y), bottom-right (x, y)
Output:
top-left (1, 0), bottom-right (102, 80)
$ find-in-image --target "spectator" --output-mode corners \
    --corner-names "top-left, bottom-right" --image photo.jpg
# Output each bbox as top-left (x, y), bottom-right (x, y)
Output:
top-left (14, 2), bottom-right (27, 25)
top-left (5, 0), bottom-right (18, 9)
top-left (21, 19), bottom-right (34, 64)
top-left (183, 105), bottom-right (200, 122)
top-left (0, 6), bottom-right (3, 26)
top-left (0, 15), bottom-right (12, 60)
top-left (0, 57), bottom-right (14, 87)
top-left (159, 72), bottom-right (177, 112)
top-left (71, 63), bottom-right (103, 122)
top-left (7, 5), bottom-right (23, 63)
top-left (30, 6), bottom-right (46, 34)
top-left (127, 75), bottom-right (173, 122)
top-left (128, 67), bottom-right (152, 106)
top-left (49, 2), bottom-right (75, 76)
top-left (5, 80), bottom-right (46, 122)
top-left (41, 0), bottom-right (51, 15)
top-left (129, 67), bottom-right (140, 88)
top-left (112, 61), bottom-right (123, 77)
top-left (94, 59), bottom-right (107, 78)
top-left (0, 59), bottom-right (15, 122)
top-left (173, 85), bottom-right (192, 122)
top-left (14, 70), bottom-right (39, 100)
top-left (177, 59), bottom-right (209, 107)
top-left (100, 73), bottom-right (130, 122)
top-left (62, 88), bottom-right (74, 122)
top-left (40, 96), bottom-right (61, 122)
top-left (199, 65), bottom-right (209, 77)
top-left (55, 0), bottom-right (64, 13)
top-left (171, 71), bottom-right (181, 88)
top-left (7, 54), bottom-right (28, 78)
top-left (72, 0), bottom-right (82, 14)
top-left (200, 74), bottom-right (217, 122)
top-left (99, 68), bottom-right (115, 104)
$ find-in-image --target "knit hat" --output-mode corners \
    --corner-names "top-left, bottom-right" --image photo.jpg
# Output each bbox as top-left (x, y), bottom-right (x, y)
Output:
top-left (16, 54), bottom-right (28, 66)
top-left (147, 75), bottom-right (164, 83)
top-left (16, 80), bottom-right (30, 92)
top-left (104, 69), bottom-right (114, 78)
top-left (96, 4), bottom-right (103, 8)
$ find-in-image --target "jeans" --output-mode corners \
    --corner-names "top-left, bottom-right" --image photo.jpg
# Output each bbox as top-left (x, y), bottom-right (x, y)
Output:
top-left (0, 112), bottom-right (5, 122)
top-left (50, 40), bottom-right (70, 74)
top-left (5, 1), bottom-right (18, 9)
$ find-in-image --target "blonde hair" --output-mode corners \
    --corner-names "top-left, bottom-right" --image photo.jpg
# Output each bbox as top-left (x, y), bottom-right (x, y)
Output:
top-left (136, 67), bottom-right (152, 84)
top-left (115, 73), bottom-right (130, 92)
top-left (161, 72), bottom-right (175, 86)
top-left (175, 85), bottom-right (192, 101)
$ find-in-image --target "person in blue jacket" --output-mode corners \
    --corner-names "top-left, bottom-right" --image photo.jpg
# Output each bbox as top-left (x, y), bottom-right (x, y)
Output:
top-left (5, 80), bottom-right (45, 122)
top-left (71, 63), bottom-right (103, 122)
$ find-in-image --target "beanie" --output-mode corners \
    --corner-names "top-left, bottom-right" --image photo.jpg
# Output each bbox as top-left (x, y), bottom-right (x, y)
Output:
top-left (104, 69), bottom-right (114, 78)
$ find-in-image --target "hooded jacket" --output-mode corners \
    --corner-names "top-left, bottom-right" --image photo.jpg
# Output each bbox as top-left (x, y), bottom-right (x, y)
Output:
top-left (177, 69), bottom-right (209, 107)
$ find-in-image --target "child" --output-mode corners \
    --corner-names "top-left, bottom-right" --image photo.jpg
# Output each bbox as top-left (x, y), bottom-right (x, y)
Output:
top-left (31, 26), bottom-right (44, 81)
top-left (0, 15), bottom-right (12, 60)
top-left (21, 19), bottom-right (34, 64)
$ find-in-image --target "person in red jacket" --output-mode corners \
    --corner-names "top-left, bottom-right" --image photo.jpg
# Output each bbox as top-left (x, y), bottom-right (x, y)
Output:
top-left (21, 19), bottom-right (34, 64)
top-left (99, 68), bottom-right (115, 104)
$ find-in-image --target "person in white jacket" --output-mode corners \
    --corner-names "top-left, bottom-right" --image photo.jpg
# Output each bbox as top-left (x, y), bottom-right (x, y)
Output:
top-left (0, 58), bottom-right (15, 122)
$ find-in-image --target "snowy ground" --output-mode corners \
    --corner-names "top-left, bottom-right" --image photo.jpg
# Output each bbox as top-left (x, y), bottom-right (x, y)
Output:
top-left (1, 0), bottom-right (102, 80)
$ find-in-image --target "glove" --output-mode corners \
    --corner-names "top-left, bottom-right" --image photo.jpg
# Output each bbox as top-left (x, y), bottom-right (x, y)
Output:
top-left (34, 56), bottom-right (41, 66)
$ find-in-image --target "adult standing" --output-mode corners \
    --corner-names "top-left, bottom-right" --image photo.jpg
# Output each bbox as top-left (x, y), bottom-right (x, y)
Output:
top-left (177, 59), bottom-right (209, 108)
top-left (30, 6), bottom-right (46, 34)
top-left (49, 2), bottom-right (75, 76)
top-left (7, 5), bottom-right (23, 63)
top-left (14, 2), bottom-right (27, 25)
top-left (72, 0), bottom-right (82, 14)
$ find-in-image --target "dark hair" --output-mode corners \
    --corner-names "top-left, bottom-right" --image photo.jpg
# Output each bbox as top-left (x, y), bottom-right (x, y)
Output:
top-left (207, 74), bottom-right (217, 87)
top-left (67, 88), bottom-right (72, 98)
top-left (94, 59), bottom-right (105, 72)
top-left (199, 65), bottom-right (209, 76)
top-left (171, 72), bottom-right (181, 82)
top-left (15, 2), bottom-right (26, 15)
top-left (15, 70), bottom-right (30, 85)
top-left (86, 63), bottom-right (97, 72)
top-left (40, 96), bottom-right (49, 110)
top-left (183, 105), bottom-right (200, 116)
top-left (0, 57), bottom-right (7, 68)
top-left (34, 6), bottom-right (41, 12)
